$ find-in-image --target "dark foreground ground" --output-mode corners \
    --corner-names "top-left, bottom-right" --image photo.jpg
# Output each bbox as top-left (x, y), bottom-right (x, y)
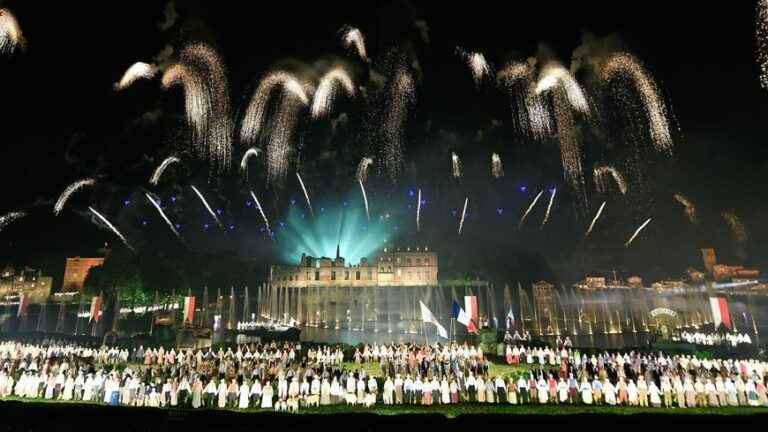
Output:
top-left (0, 401), bottom-right (767, 431)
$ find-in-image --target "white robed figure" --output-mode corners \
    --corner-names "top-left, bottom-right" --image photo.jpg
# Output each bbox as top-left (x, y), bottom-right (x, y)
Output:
top-left (580, 379), bottom-right (593, 404)
top-left (557, 378), bottom-right (568, 403)
top-left (217, 379), bottom-right (228, 408)
top-left (239, 381), bottom-right (250, 409)
top-left (261, 381), bottom-right (274, 408)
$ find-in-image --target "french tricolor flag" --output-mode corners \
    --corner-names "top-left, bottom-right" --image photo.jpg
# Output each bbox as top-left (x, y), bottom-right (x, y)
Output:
top-left (464, 296), bottom-right (479, 334)
top-left (709, 296), bottom-right (732, 330)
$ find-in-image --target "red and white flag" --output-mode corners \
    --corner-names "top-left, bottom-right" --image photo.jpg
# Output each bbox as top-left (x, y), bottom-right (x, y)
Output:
top-left (464, 295), bottom-right (479, 334)
top-left (89, 295), bottom-right (102, 323)
top-left (17, 294), bottom-right (29, 318)
top-left (183, 296), bottom-right (196, 324)
top-left (709, 296), bottom-right (732, 330)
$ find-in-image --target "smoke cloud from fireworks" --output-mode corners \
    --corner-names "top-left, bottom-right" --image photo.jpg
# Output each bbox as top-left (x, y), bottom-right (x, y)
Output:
top-left (601, 53), bottom-right (673, 154)
top-left (311, 67), bottom-right (355, 119)
top-left (673, 193), bottom-right (697, 224)
top-left (0, 9), bottom-right (23, 55)
top-left (115, 62), bottom-right (157, 91)
top-left (54, 178), bottom-right (96, 215)
top-left (584, 201), bottom-right (606, 238)
top-left (88, 207), bottom-right (134, 252)
top-left (145, 192), bottom-right (181, 240)
top-left (625, 218), bottom-right (652, 247)
top-left (519, 190), bottom-right (544, 228)
top-left (190, 185), bottom-right (222, 228)
top-left (149, 156), bottom-right (180, 185)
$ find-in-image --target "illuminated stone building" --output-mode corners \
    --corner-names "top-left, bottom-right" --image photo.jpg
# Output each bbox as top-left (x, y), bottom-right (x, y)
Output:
top-left (62, 257), bottom-right (105, 293)
top-left (0, 266), bottom-right (53, 304)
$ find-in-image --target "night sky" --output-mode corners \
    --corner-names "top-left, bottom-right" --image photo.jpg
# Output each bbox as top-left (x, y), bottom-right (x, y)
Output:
top-left (0, 1), bottom-right (766, 290)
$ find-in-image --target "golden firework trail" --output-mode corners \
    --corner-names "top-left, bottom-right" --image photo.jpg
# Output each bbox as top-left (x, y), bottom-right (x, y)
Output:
top-left (541, 188), bottom-right (556, 227)
top-left (584, 201), bottom-right (606, 238)
top-left (311, 67), bottom-right (355, 119)
top-left (356, 157), bottom-right (374, 183)
top-left (722, 212), bottom-right (748, 244)
top-left (601, 53), bottom-right (673, 154)
top-left (145, 193), bottom-right (181, 240)
top-left (249, 191), bottom-right (271, 236)
top-left (673, 193), bottom-right (697, 224)
top-left (240, 71), bottom-right (310, 144)
top-left (358, 179), bottom-right (370, 223)
top-left (593, 165), bottom-right (627, 195)
top-left (536, 63), bottom-right (590, 115)
top-left (451, 152), bottom-right (462, 178)
top-left (758, 0), bottom-right (768, 90)
top-left (190, 185), bottom-right (222, 228)
top-left (416, 188), bottom-right (422, 232)
top-left (88, 207), bottom-right (134, 252)
top-left (0, 211), bottom-right (25, 232)
top-left (54, 178), bottom-right (96, 216)
top-left (341, 26), bottom-right (368, 62)
top-left (296, 172), bottom-right (314, 217)
top-left (458, 197), bottom-right (469, 235)
top-left (0, 9), bottom-right (24, 55)
top-left (240, 147), bottom-right (260, 179)
top-left (497, 62), bottom-right (551, 140)
top-left (115, 62), bottom-right (156, 91)
top-left (518, 190), bottom-right (544, 228)
top-left (382, 66), bottom-right (415, 180)
top-left (491, 153), bottom-right (504, 178)
top-left (149, 156), bottom-right (180, 186)
top-left (162, 64), bottom-right (211, 154)
top-left (457, 47), bottom-right (491, 85)
top-left (625, 218), bottom-right (652, 247)
top-left (265, 96), bottom-right (303, 186)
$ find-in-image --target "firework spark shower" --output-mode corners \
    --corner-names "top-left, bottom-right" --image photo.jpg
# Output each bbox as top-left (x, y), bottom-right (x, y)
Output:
top-left (0, 9), bottom-right (23, 55)
top-left (54, 179), bottom-right (96, 216)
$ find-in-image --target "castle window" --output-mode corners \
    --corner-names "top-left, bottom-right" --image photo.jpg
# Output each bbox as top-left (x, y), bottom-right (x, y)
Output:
top-left (387, 266), bottom-right (392, 272)
top-left (345, 271), bottom-right (349, 280)
top-left (315, 271), bottom-right (320, 281)
top-left (416, 258), bottom-right (421, 265)
top-left (356, 271), bottom-right (361, 280)
top-left (424, 258), bottom-right (429, 265)
top-left (331, 271), bottom-right (336, 281)
top-left (406, 258), bottom-right (412, 265)
top-left (306, 272), bottom-right (310, 280)
top-left (396, 257), bottom-right (400, 263)
top-left (367, 270), bottom-right (372, 279)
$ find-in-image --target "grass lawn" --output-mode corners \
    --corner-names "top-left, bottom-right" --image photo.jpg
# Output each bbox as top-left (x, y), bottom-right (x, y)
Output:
top-left (1, 396), bottom-right (766, 418)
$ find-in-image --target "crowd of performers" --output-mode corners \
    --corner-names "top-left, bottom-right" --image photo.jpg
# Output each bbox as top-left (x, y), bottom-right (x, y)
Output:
top-left (672, 331), bottom-right (753, 347)
top-left (0, 338), bottom-right (766, 412)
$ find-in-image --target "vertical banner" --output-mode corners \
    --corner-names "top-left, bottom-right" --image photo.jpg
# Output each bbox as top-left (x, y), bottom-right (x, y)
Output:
top-left (464, 295), bottom-right (479, 333)
top-left (89, 295), bottom-right (102, 323)
top-left (17, 294), bottom-right (29, 318)
top-left (709, 296), bottom-right (732, 330)
top-left (184, 296), bottom-right (196, 324)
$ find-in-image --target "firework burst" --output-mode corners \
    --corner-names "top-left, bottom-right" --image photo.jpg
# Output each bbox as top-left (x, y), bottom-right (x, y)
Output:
top-left (457, 48), bottom-right (491, 85)
top-left (451, 152), bottom-right (462, 178)
top-left (311, 67), bottom-right (355, 119)
top-left (491, 153), bottom-right (504, 178)
top-left (356, 157), bottom-right (374, 182)
top-left (519, 190), bottom-right (544, 228)
top-left (758, 0), bottom-right (768, 90)
top-left (0, 9), bottom-right (24, 55)
top-left (190, 185), bottom-right (223, 228)
top-left (341, 26), bottom-right (368, 62)
top-left (673, 193), bottom-right (697, 224)
top-left (115, 62), bottom-right (156, 91)
top-left (458, 197), bottom-right (469, 235)
top-left (381, 65), bottom-right (416, 180)
top-left (722, 212), bottom-right (748, 244)
top-left (88, 207), bottom-right (134, 252)
top-left (536, 63), bottom-right (590, 115)
top-left (240, 147), bottom-right (260, 180)
top-left (149, 156), bottom-right (181, 185)
top-left (416, 188), bottom-right (422, 232)
top-left (240, 71), bottom-right (310, 144)
top-left (145, 193), bottom-right (181, 240)
top-left (162, 64), bottom-right (211, 154)
top-left (584, 201), bottom-right (606, 238)
top-left (601, 53), bottom-right (673, 154)
top-left (249, 191), bottom-right (272, 236)
top-left (593, 165), bottom-right (628, 195)
top-left (497, 62), bottom-right (551, 139)
top-left (54, 178), bottom-right (96, 216)
top-left (625, 218), bottom-right (652, 247)
top-left (0, 211), bottom-right (25, 232)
